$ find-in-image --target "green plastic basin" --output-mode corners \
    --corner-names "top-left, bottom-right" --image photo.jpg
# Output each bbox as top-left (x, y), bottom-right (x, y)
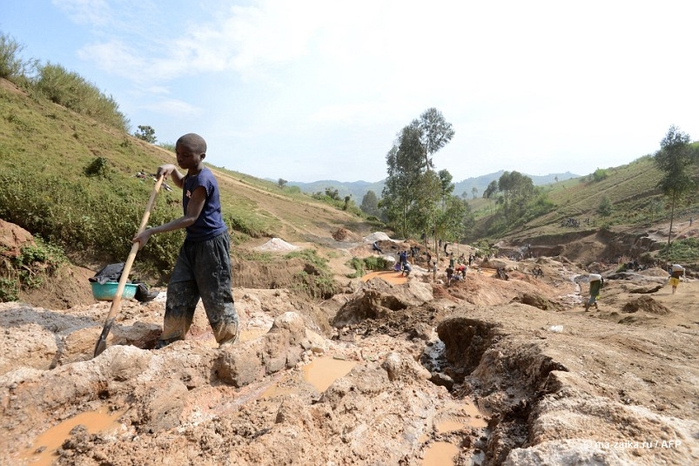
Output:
top-left (91, 281), bottom-right (138, 301)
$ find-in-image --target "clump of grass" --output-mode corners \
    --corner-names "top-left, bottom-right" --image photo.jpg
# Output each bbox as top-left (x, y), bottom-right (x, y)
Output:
top-left (346, 256), bottom-right (392, 278)
top-left (285, 249), bottom-right (337, 299)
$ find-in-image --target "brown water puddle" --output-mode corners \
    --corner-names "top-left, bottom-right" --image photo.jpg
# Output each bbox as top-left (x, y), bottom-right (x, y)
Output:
top-left (302, 356), bottom-right (357, 392)
top-left (18, 406), bottom-right (126, 466)
top-left (435, 400), bottom-right (488, 432)
top-left (423, 441), bottom-right (459, 465)
top-left (361, 270), bottom-right (408, 285)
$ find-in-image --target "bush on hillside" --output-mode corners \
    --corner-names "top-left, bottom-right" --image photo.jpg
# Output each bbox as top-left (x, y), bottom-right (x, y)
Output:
top-left (346, 256), bottom-right (392, 278)
top-left (592, 168), bottom-right (609, 182)
top-left (34, 63), bottom-right (130, 132)
top-left (597, 196), bottom-right (614, 217)
top-left (84, 156), bottom-right (112, 178)
top-left (0, 32), bottom-right (37, 86)
top-left (523, 193), bottom-right (555, 221)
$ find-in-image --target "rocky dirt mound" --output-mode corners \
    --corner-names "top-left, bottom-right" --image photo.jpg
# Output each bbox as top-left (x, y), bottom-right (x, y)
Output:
top-left (331, 228), bottom-right (361, 242)
top-left (0, 220), bottom-right (95, 310)
top-left (622, 295), bottom-right (671, 314)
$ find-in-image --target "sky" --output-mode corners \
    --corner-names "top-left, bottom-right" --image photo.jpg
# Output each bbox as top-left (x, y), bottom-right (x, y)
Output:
top-left (3, 0), bottom-right (699, 183)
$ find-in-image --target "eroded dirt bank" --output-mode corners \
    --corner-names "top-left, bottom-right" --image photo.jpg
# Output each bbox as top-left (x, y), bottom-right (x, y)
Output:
top-left (1, 244), bottom-right (699, 465)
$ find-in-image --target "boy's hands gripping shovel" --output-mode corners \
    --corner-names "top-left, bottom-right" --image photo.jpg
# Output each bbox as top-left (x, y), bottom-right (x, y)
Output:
top-left (93, 175), bottom-right (164, 357)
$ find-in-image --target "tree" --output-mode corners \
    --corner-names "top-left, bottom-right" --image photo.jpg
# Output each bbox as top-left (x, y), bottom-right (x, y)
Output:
top-left (471, 186), bottom-right (478, 199)
top-left (654, 125), bottom-right (696, 259)
top-left (417, 108), bottom-right (455, 169)
top-left (437, 169), bottom-right (454, 204)
top-left (496, 171), bottom-right (535, 223)
top-left (360, 190), bottom-right (381, 217)
top-left (324, 187), bottom-right (340, 201)
top-left (382, 125), bottom-right (429, 237)
top-left (597, 196), bottom-right (613, 217)
top-left (381, 109), bottom-right (455, 240)
top-left (277, 178), bottom-right (288, 189)
top-left (483, 180), bottom-right (498, 199)
top-left (134, 125), bottom-right (157, 143)
top-left (649, 198), bottom-right (664, 223)
top-left (434, 195), bottom-right (475, 246)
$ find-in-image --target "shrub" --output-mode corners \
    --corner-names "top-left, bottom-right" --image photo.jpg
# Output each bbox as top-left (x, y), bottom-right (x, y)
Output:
top-left (84, 156), bottom-right (111, 178)
top-left (597, 196), bottom-right (613, 217)
top-left (0, 32), bottom-right (37, 85)
top-left (0, 277), bottom-right (19, 302)
top-left (346, 256), bottom-right (391, 278)
top-left (592, 168), bottom-right (609, 182)
top-left (34, 63), bottom-right (130, 132)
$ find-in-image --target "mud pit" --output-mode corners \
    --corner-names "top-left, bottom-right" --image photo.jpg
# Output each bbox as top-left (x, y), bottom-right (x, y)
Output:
top-left (1, 233), bottom-right (699, 465)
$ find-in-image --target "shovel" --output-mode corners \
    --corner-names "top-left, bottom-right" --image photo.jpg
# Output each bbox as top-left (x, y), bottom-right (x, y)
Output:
top-left (93, 174), bottom-right (164, 357)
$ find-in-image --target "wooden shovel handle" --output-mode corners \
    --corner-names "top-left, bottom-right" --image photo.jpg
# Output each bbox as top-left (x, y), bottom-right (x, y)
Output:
top-left (104, 174), bottom-right (164, 321)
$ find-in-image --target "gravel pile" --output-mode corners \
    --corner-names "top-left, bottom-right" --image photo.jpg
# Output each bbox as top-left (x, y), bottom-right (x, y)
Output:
top-left (254, 238), bottom-right (300, 252)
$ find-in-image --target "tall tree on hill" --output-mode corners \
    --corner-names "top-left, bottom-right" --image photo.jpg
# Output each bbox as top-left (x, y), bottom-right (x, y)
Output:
top-left (418, 108), bottom-right (455, 169)
top-left (382, 109), bottom-right (455, 241)
top-left (654, 125), bottom-right (696, 261)
top-left (497, 171), bottom-right (535, 223)
top-left (382, 125), bottom-right (427, 237)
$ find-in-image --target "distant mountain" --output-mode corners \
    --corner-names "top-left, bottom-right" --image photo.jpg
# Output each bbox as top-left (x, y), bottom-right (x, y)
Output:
top-left (287, 171), bottom-right (581, 201)
top-left (285, 180), bottom-right (385, 202)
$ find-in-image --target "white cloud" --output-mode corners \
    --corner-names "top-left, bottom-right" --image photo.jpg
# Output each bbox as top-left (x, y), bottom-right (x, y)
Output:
top-left (141, 99), bottom-right (202, 117)
top-left (48, 0), bottom-right (699, 182)
top-left (52, 0), bottom-right (111, 26)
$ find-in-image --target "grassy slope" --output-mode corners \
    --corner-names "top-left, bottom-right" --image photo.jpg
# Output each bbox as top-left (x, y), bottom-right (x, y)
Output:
top-left (473, 154), bottom-right (699, 244)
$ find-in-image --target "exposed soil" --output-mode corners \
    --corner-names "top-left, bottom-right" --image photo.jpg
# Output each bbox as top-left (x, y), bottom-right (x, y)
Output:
top-left (1, 220), bottom-right (698, 465)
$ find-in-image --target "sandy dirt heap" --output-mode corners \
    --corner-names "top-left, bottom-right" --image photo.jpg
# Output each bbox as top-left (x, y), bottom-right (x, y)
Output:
top-left (253, 237), bottom-right (300, 252)
top-left (1, 222), bottom-right (698, 465)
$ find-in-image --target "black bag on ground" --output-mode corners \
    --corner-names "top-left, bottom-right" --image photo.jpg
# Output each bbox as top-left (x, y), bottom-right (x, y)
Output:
top-left (89, 263), bottom-right (125, 285)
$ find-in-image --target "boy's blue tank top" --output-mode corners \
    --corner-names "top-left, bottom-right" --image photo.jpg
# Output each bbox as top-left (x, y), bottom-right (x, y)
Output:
top-left (182, 167), bottom-right (227, 242)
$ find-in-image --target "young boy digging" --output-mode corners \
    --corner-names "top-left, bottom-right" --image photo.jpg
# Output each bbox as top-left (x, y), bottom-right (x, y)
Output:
top-left (132, 133), bottom-right (239, 348)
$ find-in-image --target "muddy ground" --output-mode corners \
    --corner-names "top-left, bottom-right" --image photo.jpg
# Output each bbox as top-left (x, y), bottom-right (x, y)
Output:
top-left (1, 223), bottom-right (698, 465)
